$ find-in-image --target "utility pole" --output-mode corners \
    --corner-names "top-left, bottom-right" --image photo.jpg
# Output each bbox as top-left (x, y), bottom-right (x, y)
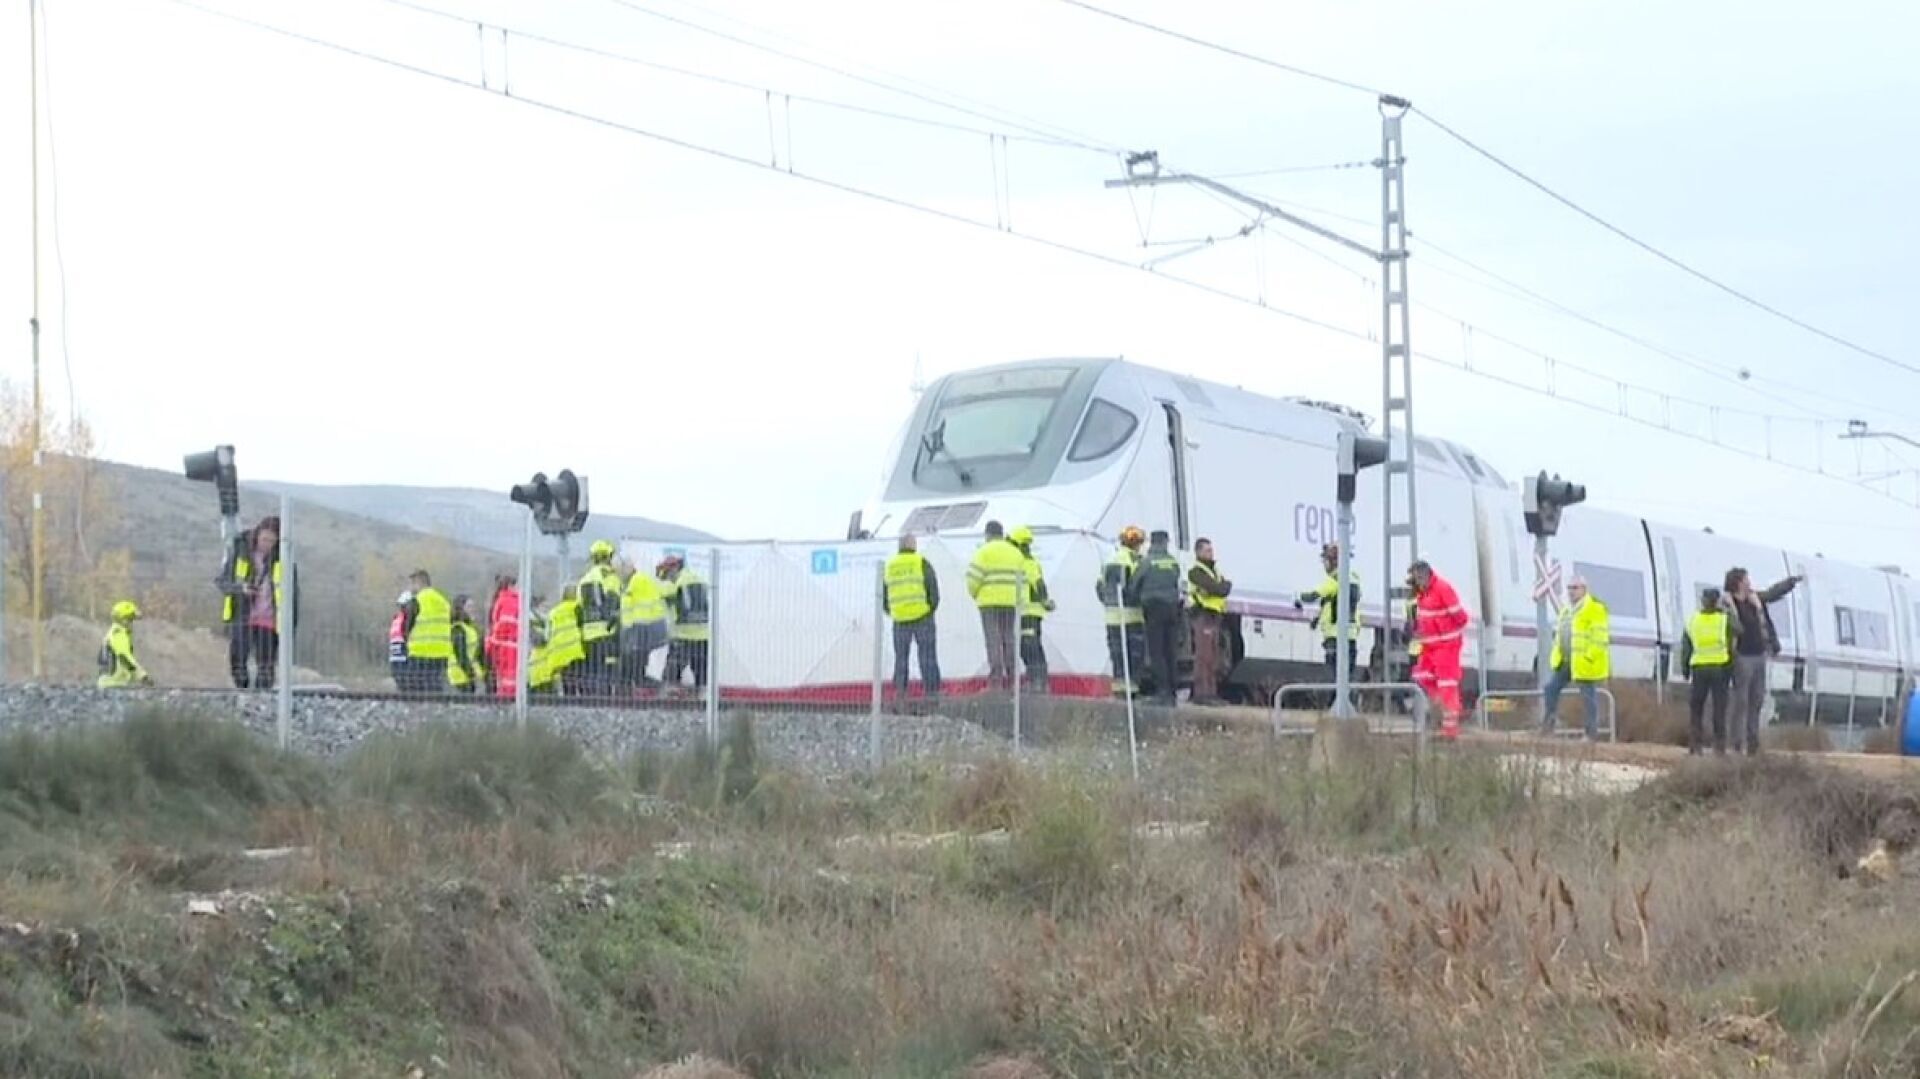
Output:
top-left (28, 0), bottom-right (45, 679)
top-left (1105, 95), bottom-right (1419, 710)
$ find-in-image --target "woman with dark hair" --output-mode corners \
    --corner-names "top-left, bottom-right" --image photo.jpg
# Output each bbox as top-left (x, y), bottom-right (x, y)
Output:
top-left (218, 515), bottom-right (290, 689)
top-left (1724, 565), bottom-right (1803, 755)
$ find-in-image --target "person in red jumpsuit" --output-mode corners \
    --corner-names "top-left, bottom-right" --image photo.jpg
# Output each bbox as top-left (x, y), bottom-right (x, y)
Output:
top-left (485, 573), bottom-right (522, 698)
top-left (1409, 559), bottom-right (1470, 738)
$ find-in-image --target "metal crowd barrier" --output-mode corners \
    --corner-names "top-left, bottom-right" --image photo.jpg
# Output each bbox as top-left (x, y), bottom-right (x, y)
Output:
top-left (1474, 686), bottom-right (1618, 743)
top-left (1271, 681), bottom-right (1429, 738)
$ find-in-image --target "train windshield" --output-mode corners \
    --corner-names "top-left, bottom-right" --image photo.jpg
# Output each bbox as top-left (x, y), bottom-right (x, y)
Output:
top-left (898, 363), bottom-right (1100, 496)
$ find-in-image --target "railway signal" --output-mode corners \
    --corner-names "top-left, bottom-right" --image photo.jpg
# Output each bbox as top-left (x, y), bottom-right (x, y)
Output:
top-left (1333, 432), bottom-right (1390, 717)
top-left (1524, 471), bottom-right (1587, 698)
top-left (183, 444), bottom-right (242, 545)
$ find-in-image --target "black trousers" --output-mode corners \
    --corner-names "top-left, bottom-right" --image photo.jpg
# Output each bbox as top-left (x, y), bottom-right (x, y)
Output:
top-left (1106, 623), bottom-right (1144, 692)
top-left (666, 639), bottom-right (709, 690)
top-left (1020, 616), bottom-right (1049, 691)
top-left (1688, 665), bottom-right (1732, 754)
top-left (405, 657), bottom-right (448, 697)
top-left (583, 636), bottom-right (619, 698)
top-left (892, 618), bottom-right (941, 701)
top-left (229, 626), bottom-right (279, 690)
top-left (1143, 601), bottom-right (1180, 703)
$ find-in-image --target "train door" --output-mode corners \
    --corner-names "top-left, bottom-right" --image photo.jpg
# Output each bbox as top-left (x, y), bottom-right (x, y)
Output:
top-left (1160, 403), bottom-right (1192, 551)
top-left (1657, 532), bottom-right (1685, 684)
top-left (1788, 554), bottom-right (1818, 719)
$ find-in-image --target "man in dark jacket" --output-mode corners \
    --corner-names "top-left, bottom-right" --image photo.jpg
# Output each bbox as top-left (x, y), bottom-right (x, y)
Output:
top-left (1725, 566), bottom-right (1801, 755)
top-left (1133, 530), bottom-right (1185, 704)
top-left (1186, 538), bottom-right (1232, 705)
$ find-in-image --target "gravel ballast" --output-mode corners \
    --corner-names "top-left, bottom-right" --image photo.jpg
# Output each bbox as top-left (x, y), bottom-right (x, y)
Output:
top-left (0, 685), bottom-right (1019, 774)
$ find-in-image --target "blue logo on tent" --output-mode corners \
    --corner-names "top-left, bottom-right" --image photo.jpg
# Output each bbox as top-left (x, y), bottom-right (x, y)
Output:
top-left (811, 549), bottom-right (840, 575)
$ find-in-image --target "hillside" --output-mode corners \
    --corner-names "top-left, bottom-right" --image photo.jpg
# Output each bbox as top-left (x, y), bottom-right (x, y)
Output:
top-left (61, 461), bottom-right (574, 681)
top-left (251, 480), bottom-right (716, 555)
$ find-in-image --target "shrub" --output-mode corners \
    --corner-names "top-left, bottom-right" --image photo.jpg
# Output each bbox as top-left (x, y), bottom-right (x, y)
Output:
top-left (345, 722), bottom-right (610, 826)
top-left (1001, 774), bottom-right (1122, 908)
top-left (0, 709), bottom-right (320, 835)
top-left (656, 714), bottom-right (762, 812)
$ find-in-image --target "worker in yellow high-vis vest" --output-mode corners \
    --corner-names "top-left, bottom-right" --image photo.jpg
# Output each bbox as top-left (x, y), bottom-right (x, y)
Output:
top-left (447, 594), bottom-right (487, 695)
top-left (97, 601), bottom-right (152, 689)
top-left (620, 560), bottom-right (670, 693)
top-left (1187, 538), bottom-right (1233, 705)
top-left (1679, 586), bottom-right (1734, 755)
top-left (1544, 576), bottom-right (1610, 740)
top-left (660, 554), bottom-right (711, 695)
top-left (1009, 527), bottom-right (1053, 694)
top-left (217, 514), bottom-right (290, 691)
top-left (577, 540), bottom-right (623, 698)
top-left (884, 533), bottom-right (941, 708)
top-left (966, 521), bottom-right (1026, 693)
top-left (1097, 525), bottom-right (1147, 695)
top-left (401, 569), bottom-right (453, 695)
top-left (545, 585), bottom-right (589, 696)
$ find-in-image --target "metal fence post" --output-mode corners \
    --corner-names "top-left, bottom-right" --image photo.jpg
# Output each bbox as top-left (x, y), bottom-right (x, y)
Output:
top-left (0, 471), bottom-right (8, 682)
top-left (1012, 566), bottom-right (1025, 754)
top-left (869, 561), bottom-right (884, 771)
top-left (515, 512), bottom-right (532, 729)
top-left (705, 546), bottom-right (719, 746)
top-left (1117, 592), bottom-right (1139, 783)
top-left (275, 494), bottom-right (292, 749)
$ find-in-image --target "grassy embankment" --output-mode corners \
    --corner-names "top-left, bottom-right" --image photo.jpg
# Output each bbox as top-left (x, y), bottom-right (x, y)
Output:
top-left (0, 708), bottom-right (1917, 1077)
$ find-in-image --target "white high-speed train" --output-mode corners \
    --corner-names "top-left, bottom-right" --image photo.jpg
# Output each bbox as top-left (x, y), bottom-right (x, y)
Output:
top-left (851, 357), bottom-right (1918, 721)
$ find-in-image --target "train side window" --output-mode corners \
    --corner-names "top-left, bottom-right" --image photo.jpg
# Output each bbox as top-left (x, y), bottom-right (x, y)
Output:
top-left (1836, 607), bottom-right (1856, 647)
top-left (1067, 399), bottom-right (1138, 462)
top-left (1572, 561), bottom-right (1648, 620)
top-left (1835, 607), bottom-right (1890, 650)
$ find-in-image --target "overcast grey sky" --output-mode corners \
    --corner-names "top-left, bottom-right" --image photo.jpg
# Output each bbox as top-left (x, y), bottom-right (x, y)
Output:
top-left (4, 0), bottom-right (1918, 562)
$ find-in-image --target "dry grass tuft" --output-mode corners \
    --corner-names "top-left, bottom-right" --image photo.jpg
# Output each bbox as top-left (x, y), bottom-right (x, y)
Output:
top-left (1861, 726), bottom-right (1902, 755)
top-left (1765, 724), bottom-right (1835, 753)
top-left (966, 1054), bottom-right (1052, 1079)
top-left (1610, 681), bottom-right (1692, 745)
top-left (635, 1053), bottom-right (750, 1079)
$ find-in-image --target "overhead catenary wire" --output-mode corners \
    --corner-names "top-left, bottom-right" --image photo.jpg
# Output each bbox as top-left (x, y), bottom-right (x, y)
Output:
top-left (1409, 108), bottom-right (1919, 381)
top-left (1047, 0), bottom-right (1384, 98)
top-left (592, 0), bottom-right (1124, 153)
top-left (1046, 0), bottom-right (1917, 382)
top-left (376, 0), bottom-right (1095, 148)
top-left (155, 0), bottom-right (1920, 513)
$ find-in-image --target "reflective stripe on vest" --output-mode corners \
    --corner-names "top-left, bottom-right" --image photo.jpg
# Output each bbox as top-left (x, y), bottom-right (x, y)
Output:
top-left (1687, 610), bottom-right (1731, 667)
top-left (621, 572), bottom-right (668, 627)
top-left (885, 552), bottom-right (932, 623)
top-left (1192, 562), bottom-right (1227, 615)
top-left (407, 588), bottom-right (454, 660)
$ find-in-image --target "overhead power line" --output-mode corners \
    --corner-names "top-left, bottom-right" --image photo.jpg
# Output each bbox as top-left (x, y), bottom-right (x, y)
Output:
top-left (1046, 0), bottom-right (1917, 382)
top-left (1408, 108), bottom-right (1919, 380)
top-left (156, 0), bottom-right (1920, 513)
top-left (377, 0), bottom-right (1097, 148)
top-left (594, 0), bottom-right (1123, 153)
top-left (1047, 0), bottom-right (1383, 97)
